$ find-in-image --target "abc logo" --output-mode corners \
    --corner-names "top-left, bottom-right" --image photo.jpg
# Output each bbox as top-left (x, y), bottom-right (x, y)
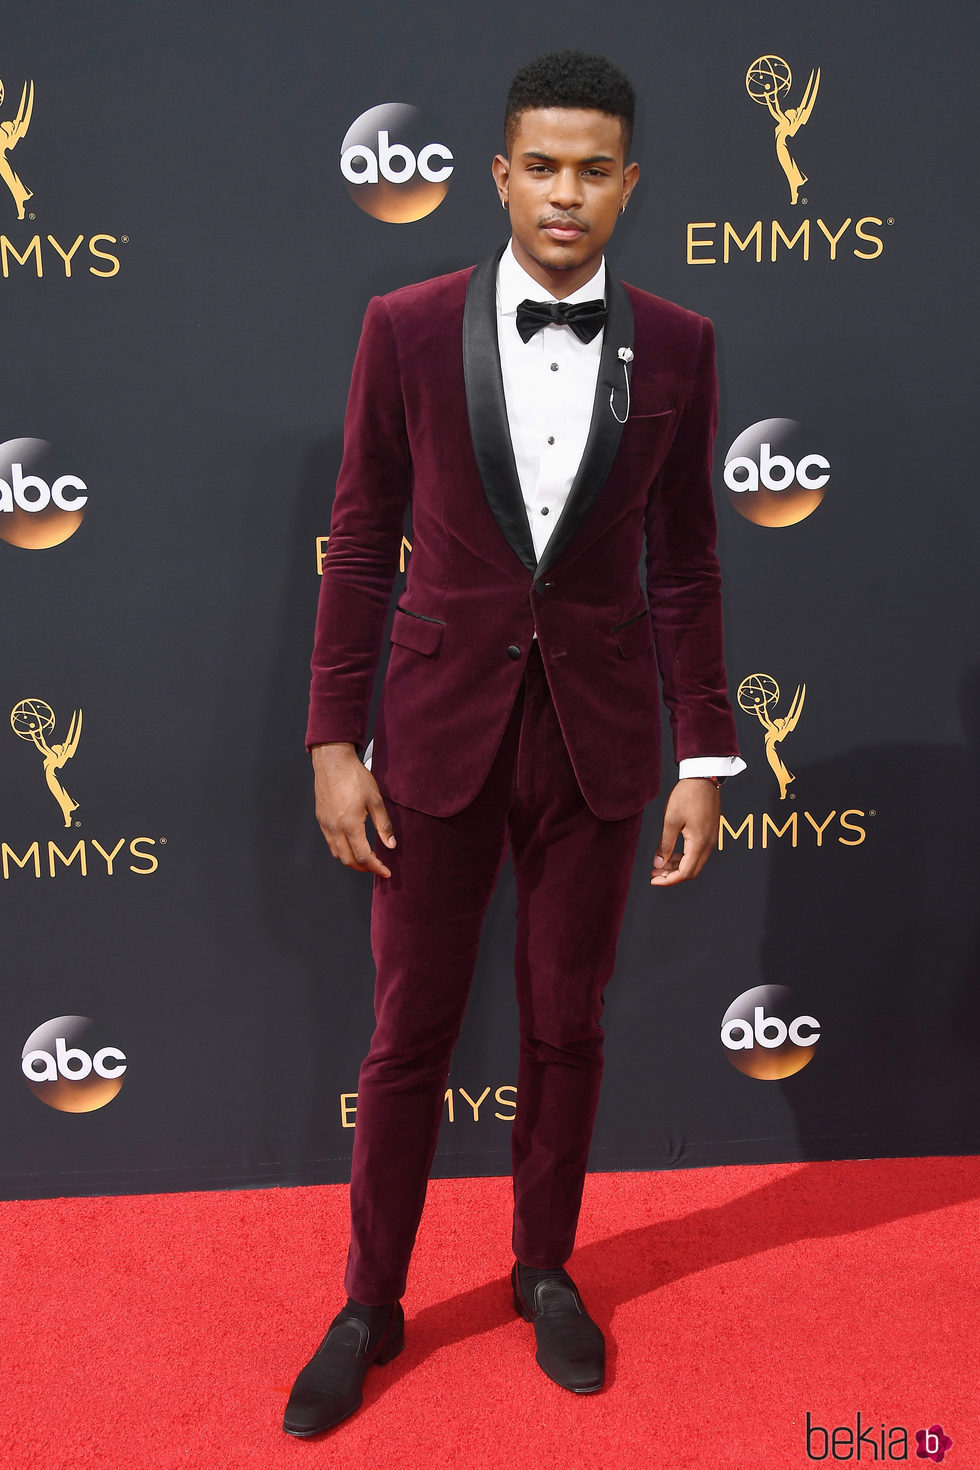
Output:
top-left (341, 103), bottom-right (453, 222)
top-left (720, 985), bottom-right (820, 1079)
top-left (0, 438), bottom-right (88, 549)
top-left (723, 418), bottom-right (829, 527)
top-left (22, 1015), bottom-right (126, 1112)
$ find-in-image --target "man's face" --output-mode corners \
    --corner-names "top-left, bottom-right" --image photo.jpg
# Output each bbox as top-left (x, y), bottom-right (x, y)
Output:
top-left (491, 107), bottom-right (638, 297)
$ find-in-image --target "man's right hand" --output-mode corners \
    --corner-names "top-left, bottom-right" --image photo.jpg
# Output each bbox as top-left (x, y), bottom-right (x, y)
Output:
top-left (311, 742), bottom-right (396, 879)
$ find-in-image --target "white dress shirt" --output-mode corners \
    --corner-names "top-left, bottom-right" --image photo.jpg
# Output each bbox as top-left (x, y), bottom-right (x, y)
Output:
top-left (494, 242), bottom-right (744, 782)
top-left (496, 241), bottom-right (606, 562)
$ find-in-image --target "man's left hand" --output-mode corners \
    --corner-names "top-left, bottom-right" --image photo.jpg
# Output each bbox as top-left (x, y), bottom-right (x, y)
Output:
top-left (651, 779), bottom-right (721, 887)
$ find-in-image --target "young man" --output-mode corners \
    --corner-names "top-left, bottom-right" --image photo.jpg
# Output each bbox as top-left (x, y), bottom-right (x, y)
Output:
top-left (286, 51), bottom-right (743, 1436)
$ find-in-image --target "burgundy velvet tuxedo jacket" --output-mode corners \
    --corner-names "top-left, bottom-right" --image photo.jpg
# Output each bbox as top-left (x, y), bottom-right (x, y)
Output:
top-left (307, 247), bottom-right (739, 822)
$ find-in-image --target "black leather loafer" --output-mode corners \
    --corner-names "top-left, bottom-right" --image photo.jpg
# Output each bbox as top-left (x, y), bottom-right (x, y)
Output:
top-left (283, 1300), bottom-right (405, 1437)
top-left (511, 1262), bottom-right (605, 1394)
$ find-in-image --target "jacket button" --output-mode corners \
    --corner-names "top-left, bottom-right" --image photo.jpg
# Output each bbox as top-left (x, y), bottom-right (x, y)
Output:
top-left (507, 644), bottom-right (522, 660)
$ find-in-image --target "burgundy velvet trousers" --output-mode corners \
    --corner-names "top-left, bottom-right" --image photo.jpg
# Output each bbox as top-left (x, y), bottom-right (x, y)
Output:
top-left (345, 644), bottom-right (644, 1304)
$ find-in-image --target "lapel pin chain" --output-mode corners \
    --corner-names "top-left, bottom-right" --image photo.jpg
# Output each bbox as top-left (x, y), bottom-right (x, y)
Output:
top-left (610, 346), bottom-right (633, 424)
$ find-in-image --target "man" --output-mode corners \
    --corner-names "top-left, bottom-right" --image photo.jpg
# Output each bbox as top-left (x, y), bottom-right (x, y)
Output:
top-left (285, 51), bottom-right (743, 1437)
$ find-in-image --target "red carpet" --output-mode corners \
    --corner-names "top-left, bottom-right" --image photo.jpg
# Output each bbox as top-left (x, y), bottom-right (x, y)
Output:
top-left (2, 1157), bottom-right (977, 1469)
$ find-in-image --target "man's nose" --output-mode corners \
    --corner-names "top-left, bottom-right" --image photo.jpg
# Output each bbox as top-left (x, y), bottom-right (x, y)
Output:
top-left (548, 168), bottom-right (583, 209)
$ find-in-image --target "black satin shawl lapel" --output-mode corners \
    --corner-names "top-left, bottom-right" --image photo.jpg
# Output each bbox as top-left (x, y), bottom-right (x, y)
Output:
top-left (462, 247), bottom-right (537, 573)
top-left (534, 273), bottom-right (634, 580)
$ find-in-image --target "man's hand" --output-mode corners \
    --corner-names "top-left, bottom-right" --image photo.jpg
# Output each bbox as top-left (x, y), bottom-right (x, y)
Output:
top-left (311, 742), bottom-right (396, 879)
top-left (651, 778), bottom-right (720, 887)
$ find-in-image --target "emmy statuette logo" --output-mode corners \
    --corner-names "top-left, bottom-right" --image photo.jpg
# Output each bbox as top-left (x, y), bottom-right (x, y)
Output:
top-left (10, 697), bottom-right (82, 826)
top-left (0, 65), bottom-right (126, 279)
top-left (4, 693), bottom-right (165, 878)
top-left (0, 74), bottom-right (33, 220)
top-left (685, 57), bottom-right (890, 266)
top-left (737, 674), bottom-right (805, 802)
top-left (745, 55), bottom-right (819, 205)
top-left (720, 674), bottom-right (874, 853)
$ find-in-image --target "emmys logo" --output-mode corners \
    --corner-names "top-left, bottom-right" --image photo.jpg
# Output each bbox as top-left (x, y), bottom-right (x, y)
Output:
top-left (719, 675), bottom-right (873, 853)
top-left (316, 532), bottom-right (412, 575)
top-left (0, 439), bottom-right (88, 549)
top-left (4, 692), bottom-right (163, 878)
top-left (721, 984), bottom-right (820, 1079)
top-left (341, 1083), bottom-right (517, 1129)
top-left (11, 697), bottom-right (81, 825)
top-left (723, 419), bottom-right (829, 527)
top-left (341, 104), bottom-right (453, 222)
top-left (745, 55), bottom-right (819, 206)
top-left (0, 69), bottom-right (126, 279)
top-left (21, 1015), bottom-right (126, 1112)
top-left (738, 674), bottom-right (805, 801)
top-left (685, 58), bottom-right (890, 267)
top-left (0, 74), bottom-right (33, 219)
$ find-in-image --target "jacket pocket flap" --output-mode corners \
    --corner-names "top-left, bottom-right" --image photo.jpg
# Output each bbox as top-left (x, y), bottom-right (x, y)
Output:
top-left (616, 611), bottom-right (653, 659)
top-left (390, 606), bottom-right (445, 656)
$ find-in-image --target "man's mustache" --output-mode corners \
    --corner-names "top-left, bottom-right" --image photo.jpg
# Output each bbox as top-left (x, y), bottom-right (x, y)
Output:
top-left (538, 214), bottom-right (589, 230)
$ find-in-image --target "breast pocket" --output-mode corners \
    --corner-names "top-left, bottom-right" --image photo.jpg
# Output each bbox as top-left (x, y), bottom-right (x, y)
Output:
top-left (626, 407), bottom-right (675, 424)
top-left (617, 407), bottom-right (677, 484)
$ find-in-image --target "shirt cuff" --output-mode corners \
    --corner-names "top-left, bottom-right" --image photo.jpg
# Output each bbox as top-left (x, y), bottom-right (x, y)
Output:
top-left (678, 755), bottom-right (747, 780)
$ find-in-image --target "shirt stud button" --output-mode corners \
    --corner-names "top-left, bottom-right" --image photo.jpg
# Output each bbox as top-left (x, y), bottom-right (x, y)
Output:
top-left (541, 507), bottom-right (550, 515)
top-left (550, 362), bottom-right (559, 372)
top-left (547, 436), bottom-right (555, 445)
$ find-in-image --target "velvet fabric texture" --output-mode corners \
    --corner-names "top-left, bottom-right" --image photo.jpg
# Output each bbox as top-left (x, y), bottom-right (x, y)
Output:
top-left (345, 646), bottom-right (644, 1305)
top-left (311, 252), bottom-right (740, 1303)
top-left (307, 254), bottom-right (739, 822)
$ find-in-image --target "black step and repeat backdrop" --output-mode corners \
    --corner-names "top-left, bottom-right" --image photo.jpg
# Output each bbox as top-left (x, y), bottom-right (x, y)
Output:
top-left (2, 0), bottom-right (977, 1199)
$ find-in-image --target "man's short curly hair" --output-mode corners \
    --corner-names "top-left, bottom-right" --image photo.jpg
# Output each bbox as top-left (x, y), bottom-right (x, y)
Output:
top-left (504, 51), bottom-right (635, 156)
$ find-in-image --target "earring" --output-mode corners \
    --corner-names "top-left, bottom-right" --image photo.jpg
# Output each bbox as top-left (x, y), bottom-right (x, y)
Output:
top-left (502, 197), bottom-right (508, 210)
top-left (619, 203), bottom-right (627, 215)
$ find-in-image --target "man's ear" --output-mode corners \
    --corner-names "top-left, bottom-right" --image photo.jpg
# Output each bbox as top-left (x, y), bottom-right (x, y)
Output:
top-left (622, 160), bottom-right (640, 208)
top-left (491, 152), bottom-right (511, 206)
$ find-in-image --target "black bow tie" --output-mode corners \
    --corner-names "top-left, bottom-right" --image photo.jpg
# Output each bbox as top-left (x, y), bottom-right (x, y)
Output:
top-left (515, 297), bottom-right (607, 345)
